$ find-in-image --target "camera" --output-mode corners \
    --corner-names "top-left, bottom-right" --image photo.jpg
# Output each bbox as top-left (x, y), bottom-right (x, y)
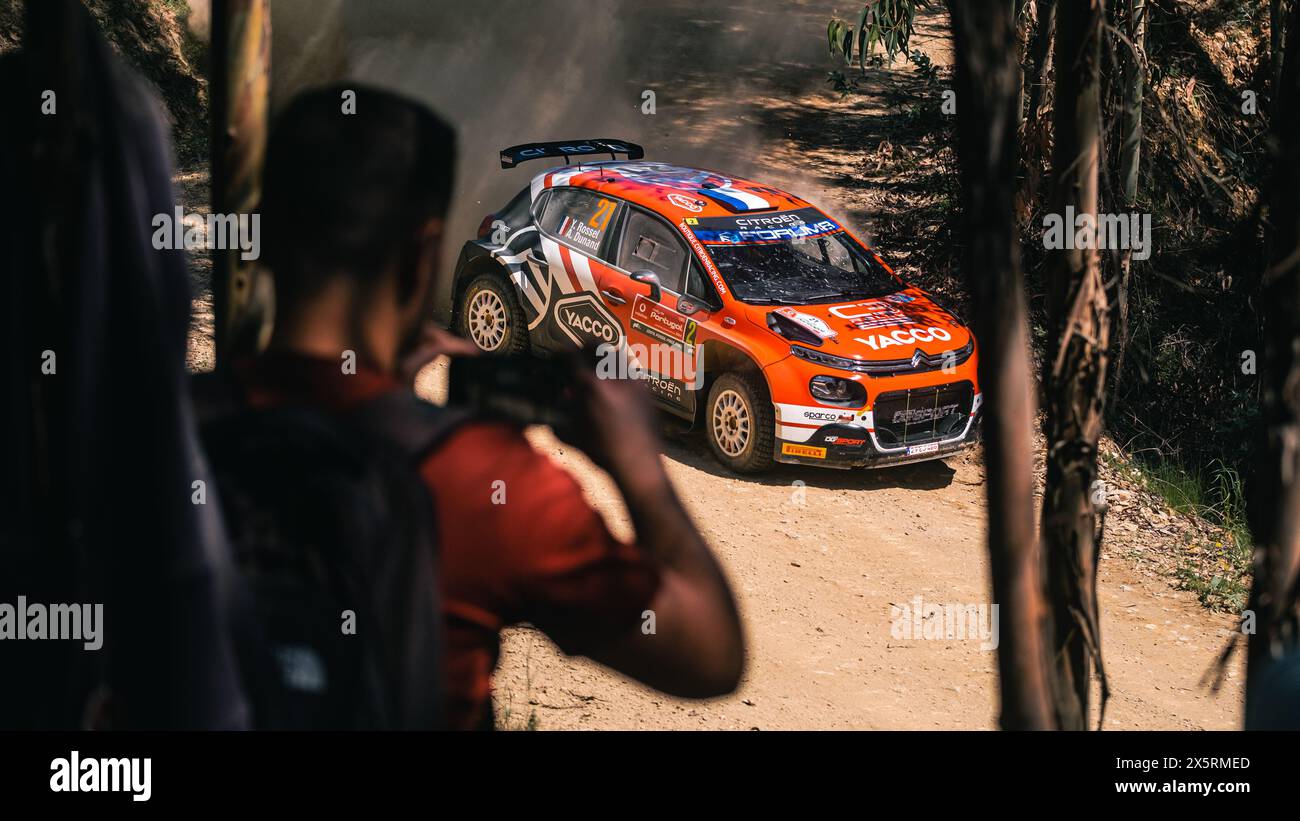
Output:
top-left (447, 354), bottom-right (578, 430)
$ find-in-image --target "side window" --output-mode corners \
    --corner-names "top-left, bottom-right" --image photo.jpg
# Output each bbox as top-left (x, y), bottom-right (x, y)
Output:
top-left (685, 259), bottom-right (719, 306)
top-left (616, 209), bottom-right (688, 292)
top-left (530, 190), bottom-right (552, 224)
top-left (537, 188), bottom-right (619, 259)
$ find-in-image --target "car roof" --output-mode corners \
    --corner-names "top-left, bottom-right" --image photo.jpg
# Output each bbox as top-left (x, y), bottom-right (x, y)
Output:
top-left (530, 160), bottom-right (814, 219)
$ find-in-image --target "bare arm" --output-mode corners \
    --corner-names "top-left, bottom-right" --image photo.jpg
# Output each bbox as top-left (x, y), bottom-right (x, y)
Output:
top-left (558, 359), bottom-right (745, 697)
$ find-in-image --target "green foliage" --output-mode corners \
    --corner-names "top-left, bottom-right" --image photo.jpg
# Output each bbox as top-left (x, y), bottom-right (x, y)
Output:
top-left (1104, 449), bottom-right (1254, 611)
top-left (908, 47), bottom-right (939, 84)
top-left (826, 70), bottom-right (856, 97)
top-left (828, 1), bottom-right (931, 70)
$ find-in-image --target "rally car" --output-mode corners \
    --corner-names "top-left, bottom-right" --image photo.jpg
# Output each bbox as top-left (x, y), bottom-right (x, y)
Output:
top-left (450, 138), bottom-right (981, 473)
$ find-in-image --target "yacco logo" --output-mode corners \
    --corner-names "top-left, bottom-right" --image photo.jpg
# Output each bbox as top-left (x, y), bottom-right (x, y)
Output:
top-left (856, 327), bottom-right (953, 351)
top-left (553, 294), bottom-right (623, 347)
top-left (667, 193), bottom-right (703, 212)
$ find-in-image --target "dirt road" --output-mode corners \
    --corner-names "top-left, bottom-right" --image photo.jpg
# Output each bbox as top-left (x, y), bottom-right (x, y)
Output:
top-left (486, 426), bottom-right (1244, 730)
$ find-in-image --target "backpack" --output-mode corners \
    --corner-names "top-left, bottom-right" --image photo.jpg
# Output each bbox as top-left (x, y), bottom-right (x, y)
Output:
top-left (198, 381), bottom-right (464, 730)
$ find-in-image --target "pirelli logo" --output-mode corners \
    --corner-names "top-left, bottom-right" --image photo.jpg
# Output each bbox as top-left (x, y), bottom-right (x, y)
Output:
top-left (782, 443), bottom-right (827, 459)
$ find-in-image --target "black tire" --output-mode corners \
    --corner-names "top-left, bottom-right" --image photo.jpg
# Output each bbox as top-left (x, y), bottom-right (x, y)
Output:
top-left (705, 371), bottom-right (775, 474)
top-left (457, 272), bottom-right (530, 355)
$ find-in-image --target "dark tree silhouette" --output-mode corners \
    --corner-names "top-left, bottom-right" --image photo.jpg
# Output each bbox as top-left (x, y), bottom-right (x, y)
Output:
top-left (1247, 0), bottom-right (1300, 721)
top-left (950, 0), bottom-right (1055, 730)
top-left (1041, 0), bottom-right (1110, 730)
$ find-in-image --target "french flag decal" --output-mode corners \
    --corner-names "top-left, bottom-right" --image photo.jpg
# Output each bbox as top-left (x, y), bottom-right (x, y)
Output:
top-left (697, 185), bottom-right (770, 212)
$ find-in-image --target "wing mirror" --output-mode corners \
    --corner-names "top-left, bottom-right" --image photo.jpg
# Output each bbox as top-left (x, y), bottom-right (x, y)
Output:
top-left (630, 270), bottom-right (661, 303)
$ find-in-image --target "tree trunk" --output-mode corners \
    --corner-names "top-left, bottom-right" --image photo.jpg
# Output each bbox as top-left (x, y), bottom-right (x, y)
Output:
top-left (1247, 0), bottom-right (1300, 723)
top-left (1015, 0), bottom-right (1029, 123)
top-left (1026, 0), bottom-right (1057, 131)
top-left (1022, 0), bottom-right (1057, 214)
top-left (211, 0), bottom-right (273, 368)
top-left (950, 0), bottom-right (1056, 731)
top-left (1112, 0), bottom-right (1146, 394)
top-left (1118, 0), bottom-right (1146, 202)
top-left (1042, 0), bottom-right (1110, 731)
top-left (1273, 0), bottom-right (1286, 111)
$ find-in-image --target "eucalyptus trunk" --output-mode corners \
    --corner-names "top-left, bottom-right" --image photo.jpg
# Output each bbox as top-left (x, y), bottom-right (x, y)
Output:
top-left (1247, 0), bottom-right (1300, 724)
top-left (951, 0), bottom-right (1055, 730)
top-left (1041, 0), bottom-right (1110, 731)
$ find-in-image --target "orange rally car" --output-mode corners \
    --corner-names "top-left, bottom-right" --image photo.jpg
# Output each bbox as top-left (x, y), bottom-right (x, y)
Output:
top-left (450, 139), bottom-right (981, 473)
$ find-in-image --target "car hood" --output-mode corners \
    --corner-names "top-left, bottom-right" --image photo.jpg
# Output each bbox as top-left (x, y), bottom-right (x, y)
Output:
top-left (745, 289), bottom-right (972, 361)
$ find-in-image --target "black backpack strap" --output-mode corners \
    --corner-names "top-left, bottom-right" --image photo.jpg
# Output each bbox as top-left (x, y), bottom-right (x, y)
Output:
top-left (191, 369), bottom-right (248, 426)
top-left (348, 390), bottom-right (471, 462)
top-left (343, 390), bottom-right (468, 730)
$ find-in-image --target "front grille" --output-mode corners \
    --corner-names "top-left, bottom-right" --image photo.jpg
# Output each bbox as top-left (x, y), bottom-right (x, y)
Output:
top-left (856, 339), bottom-right (974, 376)
top-left (872, 381), bottom-right (974, 448)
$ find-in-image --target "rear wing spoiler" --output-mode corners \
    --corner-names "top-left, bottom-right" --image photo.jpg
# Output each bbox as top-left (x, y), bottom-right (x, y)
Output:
top-left (499, 139), bottom-right (644, 169)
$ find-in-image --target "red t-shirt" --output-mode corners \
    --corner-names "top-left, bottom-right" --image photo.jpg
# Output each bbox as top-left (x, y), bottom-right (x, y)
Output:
top-left (234, 353), bottom-right (661, 729)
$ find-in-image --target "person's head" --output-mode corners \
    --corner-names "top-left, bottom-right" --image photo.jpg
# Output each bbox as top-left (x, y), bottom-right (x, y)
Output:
top-left (261, 84), bottom-right (456, 367)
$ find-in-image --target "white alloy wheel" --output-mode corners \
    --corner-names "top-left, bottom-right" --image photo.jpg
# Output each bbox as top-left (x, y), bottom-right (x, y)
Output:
top-left (466, 287), bottom-right (509, 352)
top-left (712, 388), bottom-right (752, 457)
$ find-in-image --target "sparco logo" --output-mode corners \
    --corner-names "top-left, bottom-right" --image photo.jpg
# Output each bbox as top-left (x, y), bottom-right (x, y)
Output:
top-left (892, 404), bottom-right (960, 424)
top-left (803, 411), bottom-right (841, 422)
top-left (553, 294), bottom-right (624, 348)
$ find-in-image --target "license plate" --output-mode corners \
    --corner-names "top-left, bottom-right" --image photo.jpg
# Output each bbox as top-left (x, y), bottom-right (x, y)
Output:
top-left (906, 442), bottom-right (939, 456)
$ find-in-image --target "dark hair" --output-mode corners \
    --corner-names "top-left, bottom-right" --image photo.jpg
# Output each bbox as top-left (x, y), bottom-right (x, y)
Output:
top-left (260, 84), bottom-right (456, 304)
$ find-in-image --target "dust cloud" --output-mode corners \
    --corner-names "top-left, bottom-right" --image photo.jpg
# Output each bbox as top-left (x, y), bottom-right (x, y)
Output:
top-left (249, 0), bottom-right (846, 318)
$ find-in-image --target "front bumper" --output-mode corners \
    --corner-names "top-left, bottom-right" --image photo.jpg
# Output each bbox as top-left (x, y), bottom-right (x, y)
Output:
top-left (772, 392), bottom-right (983, 469)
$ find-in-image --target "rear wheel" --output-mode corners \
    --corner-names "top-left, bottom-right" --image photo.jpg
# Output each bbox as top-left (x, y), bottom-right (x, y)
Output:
top-left (705, 372), bottom-right (775, 474)
top-left (458, 273), bottom-right (529, 355)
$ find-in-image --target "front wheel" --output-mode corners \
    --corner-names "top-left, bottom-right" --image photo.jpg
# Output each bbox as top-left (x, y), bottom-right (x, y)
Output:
top-left (705, 372), bottom-right (775, 474)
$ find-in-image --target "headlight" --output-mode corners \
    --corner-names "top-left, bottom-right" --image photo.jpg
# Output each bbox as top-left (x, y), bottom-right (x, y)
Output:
top-left (810, 375), bottom-right (866, 406)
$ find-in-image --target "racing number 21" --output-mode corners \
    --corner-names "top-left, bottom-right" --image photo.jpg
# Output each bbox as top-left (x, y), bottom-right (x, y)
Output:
top-left (588, 198), bottom-right (616, 232)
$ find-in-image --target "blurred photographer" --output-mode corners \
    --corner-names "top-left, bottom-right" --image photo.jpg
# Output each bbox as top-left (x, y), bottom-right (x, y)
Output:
top-left (207, 85), bottom-right (744, 729)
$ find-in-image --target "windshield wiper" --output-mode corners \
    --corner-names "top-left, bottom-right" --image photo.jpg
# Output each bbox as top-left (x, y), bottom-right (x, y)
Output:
top-left (798, 291), bottom-right (843, 301)
top-left (835, 287), bottom-right (897, 300)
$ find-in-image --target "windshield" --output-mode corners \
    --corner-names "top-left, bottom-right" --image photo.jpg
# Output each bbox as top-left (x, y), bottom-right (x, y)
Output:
top-left (687, 208), bottom-right (901, 305)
